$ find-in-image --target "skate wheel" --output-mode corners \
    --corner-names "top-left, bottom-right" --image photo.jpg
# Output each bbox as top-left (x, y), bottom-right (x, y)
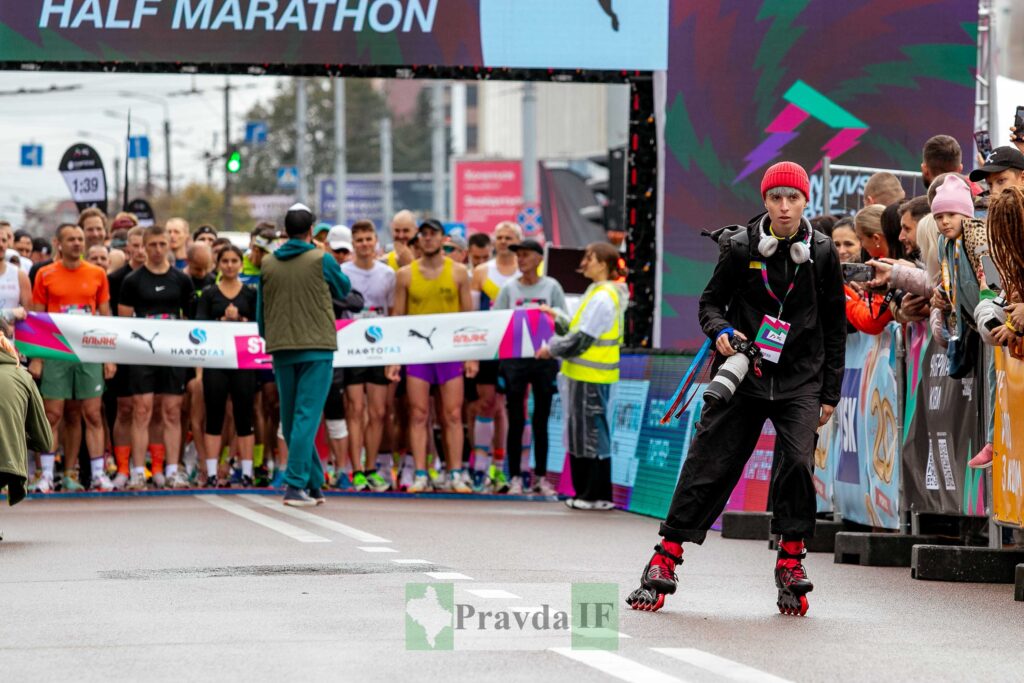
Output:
top-left (799, 595), bottom-right (808, 616)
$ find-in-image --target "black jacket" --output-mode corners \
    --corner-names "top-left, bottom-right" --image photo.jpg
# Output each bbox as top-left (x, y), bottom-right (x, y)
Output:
top-left (698, 213), bottom-right (846, 406)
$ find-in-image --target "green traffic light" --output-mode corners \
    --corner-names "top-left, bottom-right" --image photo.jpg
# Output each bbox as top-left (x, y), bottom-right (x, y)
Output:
top-left (226, 151), bottom-right (242, 173)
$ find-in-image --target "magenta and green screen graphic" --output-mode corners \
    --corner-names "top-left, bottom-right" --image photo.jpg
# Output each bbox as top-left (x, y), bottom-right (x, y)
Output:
top-left (660, 0), bottom-right (977, 347)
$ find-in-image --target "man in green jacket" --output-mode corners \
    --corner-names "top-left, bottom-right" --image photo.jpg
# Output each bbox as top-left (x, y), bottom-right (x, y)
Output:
top-left (0, 320), bottom-right (53, 507)
top-left (257, 204), bottom-right (351, 507)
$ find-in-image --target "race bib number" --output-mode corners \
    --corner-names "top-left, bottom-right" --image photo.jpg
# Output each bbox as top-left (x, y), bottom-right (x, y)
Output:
top-left (754, 315), bottom-right (790, 364)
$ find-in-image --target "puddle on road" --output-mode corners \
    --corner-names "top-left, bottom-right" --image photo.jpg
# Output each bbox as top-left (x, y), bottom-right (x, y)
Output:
top-left (100, 562), bottom-right (446, 580)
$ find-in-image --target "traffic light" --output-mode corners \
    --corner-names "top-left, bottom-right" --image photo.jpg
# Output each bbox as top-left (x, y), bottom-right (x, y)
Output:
top-left (226, 146), bottom-right (242, 174)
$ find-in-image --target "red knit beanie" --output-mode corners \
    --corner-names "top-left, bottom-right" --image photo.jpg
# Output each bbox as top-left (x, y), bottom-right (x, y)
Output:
top-left (761, 161), bottom-right (810, 200)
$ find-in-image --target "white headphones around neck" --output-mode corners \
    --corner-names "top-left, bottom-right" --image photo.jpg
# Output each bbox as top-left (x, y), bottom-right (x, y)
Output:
top-left (757, 221), bottom-right (812, 264)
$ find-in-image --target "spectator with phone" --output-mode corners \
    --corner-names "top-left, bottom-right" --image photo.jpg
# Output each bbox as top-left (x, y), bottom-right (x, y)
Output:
top-left (835, 216), bottom-right (893, 335)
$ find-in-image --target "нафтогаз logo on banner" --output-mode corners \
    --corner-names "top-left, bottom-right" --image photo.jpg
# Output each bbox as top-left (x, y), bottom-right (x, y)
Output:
top-left (189, 328), bottom-right (208, 345)
top-left (365, 325), bottom-right (384, 344)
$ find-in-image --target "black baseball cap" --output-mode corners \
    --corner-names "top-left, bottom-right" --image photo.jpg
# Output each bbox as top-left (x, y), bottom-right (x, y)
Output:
top-left (969, 146), bottom-right (1024, 182)
top-left (418, 218), bottom-right (445, 234)
top-left (509, 239), bottom-right (544, 256)
top-left (193, 225), bottom-right (217, 240)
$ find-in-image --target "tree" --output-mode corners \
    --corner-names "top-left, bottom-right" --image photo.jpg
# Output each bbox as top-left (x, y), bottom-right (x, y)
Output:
top-left (392, 87), bottom-right (433, 173)
top-left (149, 183), bottom-right (252, 232)
top-left (235, 78), bottom-right (390, 196)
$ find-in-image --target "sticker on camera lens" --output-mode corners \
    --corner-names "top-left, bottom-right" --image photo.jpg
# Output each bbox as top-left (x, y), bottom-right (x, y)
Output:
top-left (754, 314), bottom-right (790, 363)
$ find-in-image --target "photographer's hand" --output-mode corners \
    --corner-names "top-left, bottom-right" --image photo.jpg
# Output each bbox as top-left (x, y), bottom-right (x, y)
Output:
top-left (992, 325), bottom-right (1015, 346)
top-left (865, 259), bottom-right (893, 289)
top-left (818, 404), bottom-right (835, 427)
top-left (715, 330), bottom-right (746, 357)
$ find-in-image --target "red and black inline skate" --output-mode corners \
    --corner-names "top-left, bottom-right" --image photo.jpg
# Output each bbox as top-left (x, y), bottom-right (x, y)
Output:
top-left (775, 540), bottom-right (813, 616)
top-left (625, 542), bottom-right (682, 612)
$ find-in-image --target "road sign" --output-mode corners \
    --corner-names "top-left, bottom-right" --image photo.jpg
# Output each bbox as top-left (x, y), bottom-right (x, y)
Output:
top-left (277, 166), bottom-right (299, 190)
top-left (516, 203), bottom-right (543, 237)
top-left (20, 144), bottom-right (42, 167)
top-left (128, 136), bottom-right (150, 159)
top-left (245, 121), bottom-right (268, 145)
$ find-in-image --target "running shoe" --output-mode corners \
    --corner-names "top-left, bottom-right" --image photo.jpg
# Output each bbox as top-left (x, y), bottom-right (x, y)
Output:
top-left (429, 469), bottom-right (448, 492)
top-left (507, 476), bottom-right (524, 495)
top-left (449, 470), bottom-right (473, 494)
top-left (270, 470), bottom-right (286, 488)
top-left (968, 443), bottom-right (994, 469)
top-left (398, 464), bottom-right (415, 492)
top-left (283, 485), bottom-right (316, 507)
top-left (204, 474), bottom-right (219, 489)
top-left (111, 472), bottom-right (129, 490)
top-left (488, 465), bottom-right (509, 494)
top-left (366, 471), bottom-right (391, 492)
top-left (564, 498), bottom-right (597, 510)
top-left (532, 477), bottom-right (557, 497)
top-left (351, 472), bottom-right (368, 491)
top-left (336, 472), bottom-right (353, 490)
top-left (33, 475), bottom-right (54, 494)
top-left (169, 470), bottom-right (191, 489)
top-left (126, 472), bottom-right (147, 491)
top-left (151, 471), bottom-right (166, 489)
top-left (308, 487), bottom-right (326, 506)
top-left (408, 474), bottom-right (430, 493)
top-left (62, 474), bottom-right (85, 492)
top-left (470, 469), bottom-right (489, 493)
top-left (90, 473), bottom-right (115, 492)
top-left (239, 475), bottom-right (254, 489)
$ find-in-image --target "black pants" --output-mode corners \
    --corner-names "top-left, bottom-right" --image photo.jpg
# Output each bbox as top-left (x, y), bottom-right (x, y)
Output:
top-left (501, 359), bottom-right (558, 477)
top-left (203, 369), bottom-right (256, 437)
top-left (569, 455), bottom-right (612, 502)
top-left (659, 392), bottom-right (819, 544)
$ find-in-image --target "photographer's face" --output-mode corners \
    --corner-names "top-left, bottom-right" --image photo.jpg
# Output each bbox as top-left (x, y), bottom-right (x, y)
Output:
top-left (832, 226), bottom-right (861, 264)
top-left (764, 190), bottom-right (806, 234)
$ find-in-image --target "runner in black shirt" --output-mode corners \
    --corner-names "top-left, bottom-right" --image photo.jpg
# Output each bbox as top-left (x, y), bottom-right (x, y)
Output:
top-left (117, 225), bottom-right (194, 490)
top-left (195, 246), bottom-right (258, 487)
top-left (105, 226), bottom-right (146, 489)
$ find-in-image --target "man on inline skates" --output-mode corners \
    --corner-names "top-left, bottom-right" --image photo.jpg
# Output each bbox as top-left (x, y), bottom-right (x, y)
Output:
top-left (627, 162), bottom-right (845, 616)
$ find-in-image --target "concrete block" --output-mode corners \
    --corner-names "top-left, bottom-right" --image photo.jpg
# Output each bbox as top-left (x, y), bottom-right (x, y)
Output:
top-left (834, 532), bottom-right (959, 567)
top-left (720, 511), bottom-right (771, 540)
top-left (911, 545), bottom-right (1024, 583)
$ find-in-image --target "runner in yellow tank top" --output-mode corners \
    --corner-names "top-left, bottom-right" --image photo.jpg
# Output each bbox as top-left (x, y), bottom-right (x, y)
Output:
top-left (388, 219), bottom-right (477, 494)
top-left (407, 258), bottom-right (460, 314)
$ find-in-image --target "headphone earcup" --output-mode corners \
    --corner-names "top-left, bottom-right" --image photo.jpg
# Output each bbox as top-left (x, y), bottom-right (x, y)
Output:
top-left (758, 234), bottom-right (779, 258)
top-left (790, 240), bottom-right (811, 264)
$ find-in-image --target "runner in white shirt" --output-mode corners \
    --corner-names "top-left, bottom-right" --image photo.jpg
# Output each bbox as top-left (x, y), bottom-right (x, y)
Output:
top-left (341, 220), bottom-right (397, 492)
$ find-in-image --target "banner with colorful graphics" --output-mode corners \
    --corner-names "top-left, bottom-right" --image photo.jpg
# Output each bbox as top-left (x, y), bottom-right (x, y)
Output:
top-left (0, 1), bottom-right (668, 71)
top-left (993, 348), bottom-right (1024, 527)
top-left (831, 326), bottom-right (902, 529)
top-left (14, 309), bottom-right (555, 369)
top-left (901, 322), bottom-right (986, 517)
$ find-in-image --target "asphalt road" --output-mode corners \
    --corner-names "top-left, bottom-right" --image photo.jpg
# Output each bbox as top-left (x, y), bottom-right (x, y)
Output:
top-left (0, 492), bottom-right (1019, 682)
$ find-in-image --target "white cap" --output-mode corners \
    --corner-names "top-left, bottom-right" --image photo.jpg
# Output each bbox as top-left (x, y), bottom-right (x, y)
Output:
top-left (327, 225), bottom-right (353, 252)
top-left (288, 203), bottom-right (313, 214)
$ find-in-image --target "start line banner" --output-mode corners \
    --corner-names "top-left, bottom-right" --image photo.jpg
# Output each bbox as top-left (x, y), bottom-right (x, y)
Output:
top-left (14, 310), bottom-right (556, 369)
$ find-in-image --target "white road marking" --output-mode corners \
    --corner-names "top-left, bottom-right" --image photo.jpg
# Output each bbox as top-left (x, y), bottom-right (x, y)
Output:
top-left (392, 559), bottom-right (431, 564)
top-left (424, 572), bottom-right (473, 580)
top-left (550, 649), bottom-right (687, 683)
top-left (652, 648), bottom-right (794, 683)
top-left (465, 589), bottom-right (520, 599)
top-left (358, 546), bottom-right (398, 553)
top-left (200, 495), bottom-right (330, 543)
top-left (239, 494), bottom-right (391, 543)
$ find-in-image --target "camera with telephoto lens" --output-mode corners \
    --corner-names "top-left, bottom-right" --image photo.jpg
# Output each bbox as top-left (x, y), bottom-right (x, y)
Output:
top-left (704, 336), bottom-right (763, 405)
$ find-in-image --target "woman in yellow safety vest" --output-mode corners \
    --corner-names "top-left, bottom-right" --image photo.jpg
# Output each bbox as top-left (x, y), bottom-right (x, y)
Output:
top-left (536, 242), bottom-right (628, 510)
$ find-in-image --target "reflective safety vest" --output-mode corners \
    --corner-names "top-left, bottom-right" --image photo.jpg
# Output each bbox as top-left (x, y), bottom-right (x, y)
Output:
top-left (561, 282), bottom-right (622, 384)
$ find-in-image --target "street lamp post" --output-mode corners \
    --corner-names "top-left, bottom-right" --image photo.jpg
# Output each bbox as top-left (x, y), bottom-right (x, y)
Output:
top-left (105, 109), bottom-right (153, 198)
top-left (117, 91), bottom-right (173, 196)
